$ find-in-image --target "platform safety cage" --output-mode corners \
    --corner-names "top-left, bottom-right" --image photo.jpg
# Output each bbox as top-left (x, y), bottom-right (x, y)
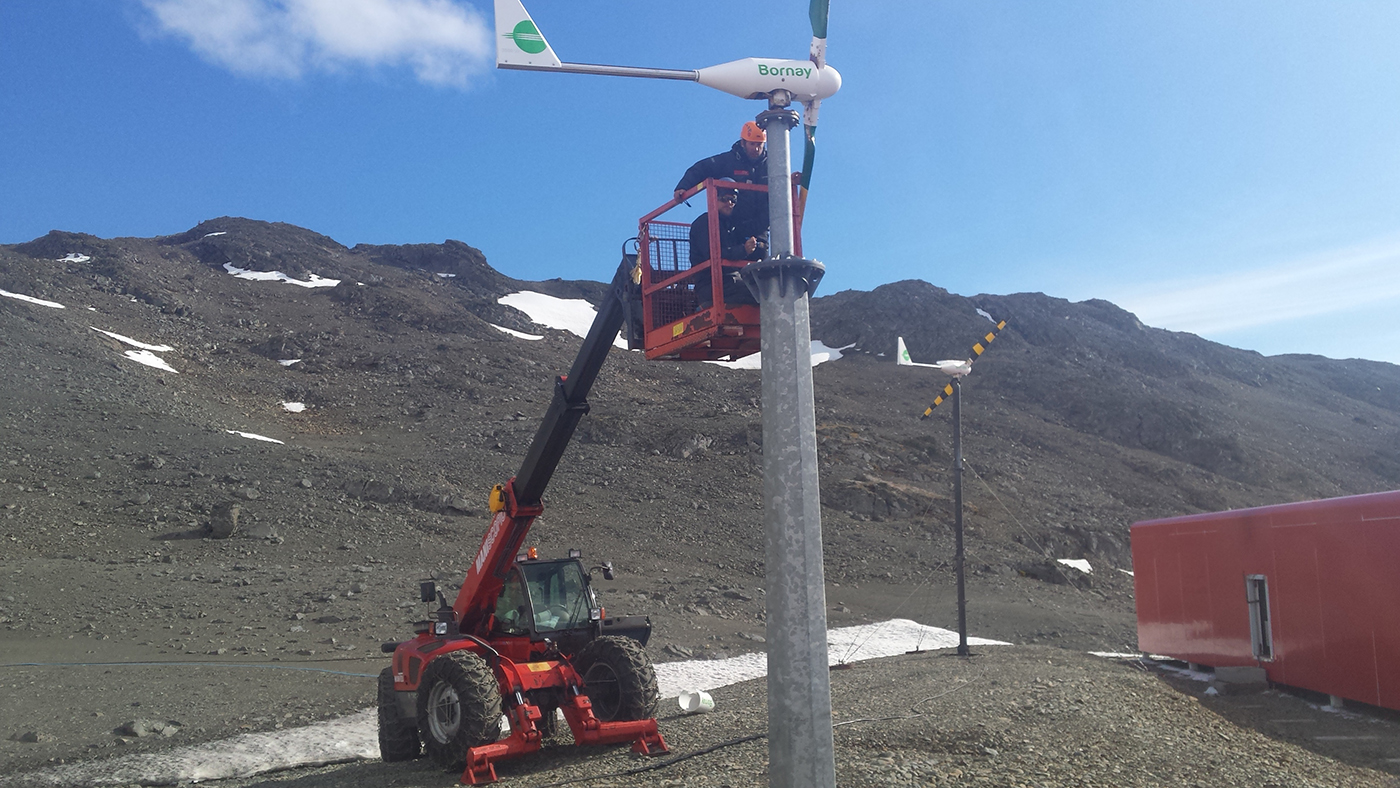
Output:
top-left (637, 180), bottom-right (782, 335)
top-left (638, 217), bottom-right (697, 330)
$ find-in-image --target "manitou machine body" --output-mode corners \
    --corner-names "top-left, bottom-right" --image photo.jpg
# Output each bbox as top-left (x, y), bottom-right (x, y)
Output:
top-left (378, 189), bottom-right (798, 783)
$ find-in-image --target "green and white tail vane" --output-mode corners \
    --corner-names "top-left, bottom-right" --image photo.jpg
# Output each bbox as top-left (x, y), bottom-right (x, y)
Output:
top-left (494, 0), bottom-right (560, 68)
top-left (492, 0), bottom-right (841, 117)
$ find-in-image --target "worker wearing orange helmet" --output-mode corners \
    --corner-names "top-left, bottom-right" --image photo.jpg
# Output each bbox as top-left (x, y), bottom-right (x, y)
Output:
top-left (673, 121), bottom-right (772, 239)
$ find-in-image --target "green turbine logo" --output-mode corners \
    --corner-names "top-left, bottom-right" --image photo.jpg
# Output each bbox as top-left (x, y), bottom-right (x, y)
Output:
top-left (507, 20), bottom-right (546, 54)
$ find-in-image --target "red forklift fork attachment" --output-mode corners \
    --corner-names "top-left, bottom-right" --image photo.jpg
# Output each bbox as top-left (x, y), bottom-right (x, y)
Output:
top-left (461, 701), bottom-right (545, 785)
top-left (459, 693), bottom-right (668, 784)
top-left (561, 691), bottom-right (669, 752)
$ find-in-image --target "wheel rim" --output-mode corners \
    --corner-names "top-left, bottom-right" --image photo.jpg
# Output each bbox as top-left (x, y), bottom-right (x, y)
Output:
top-left (425, 681), bottom-right (462, 743)
top-left (583, 662), bottom-right (621, 720)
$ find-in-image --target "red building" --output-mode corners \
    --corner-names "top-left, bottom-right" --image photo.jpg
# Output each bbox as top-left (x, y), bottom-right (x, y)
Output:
top-left (1131, 490), bottom-right (1400, 710)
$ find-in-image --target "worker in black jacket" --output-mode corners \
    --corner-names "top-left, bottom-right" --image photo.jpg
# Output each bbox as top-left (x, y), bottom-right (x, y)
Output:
top-left (688, 187), bottom-right (763, 309)
top-left (689, 188), bottom-right (767, 266)
top-left (674, 121), bottom-right (770, 237)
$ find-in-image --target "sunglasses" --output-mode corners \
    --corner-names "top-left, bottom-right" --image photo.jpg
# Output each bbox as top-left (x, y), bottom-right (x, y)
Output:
top-left (718, 195), bottom-right (738, 203)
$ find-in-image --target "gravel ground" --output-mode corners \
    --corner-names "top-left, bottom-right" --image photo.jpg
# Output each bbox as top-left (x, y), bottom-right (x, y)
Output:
top-left (44, 646), bottom-right (1386, 788)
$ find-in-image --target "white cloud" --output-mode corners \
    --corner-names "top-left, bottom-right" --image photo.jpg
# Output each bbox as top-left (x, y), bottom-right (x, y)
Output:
top-left (1110, 236), bottom-right (1400, 335)
top-left (139, 0), bottom-right (491, 86)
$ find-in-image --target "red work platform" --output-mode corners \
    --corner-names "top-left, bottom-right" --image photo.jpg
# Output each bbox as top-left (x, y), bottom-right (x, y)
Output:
top-left (635, 178), bottom-right (803, 362)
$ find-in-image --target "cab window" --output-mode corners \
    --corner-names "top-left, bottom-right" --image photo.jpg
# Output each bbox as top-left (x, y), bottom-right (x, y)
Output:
top-left (522, 562), bottom-right (594, 633)
top-left (492, 568), bottom-right (531, 635)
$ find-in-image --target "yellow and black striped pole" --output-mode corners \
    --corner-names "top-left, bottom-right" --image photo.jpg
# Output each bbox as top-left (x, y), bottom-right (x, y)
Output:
top-left (919, 319), bottom-right (1006, 420)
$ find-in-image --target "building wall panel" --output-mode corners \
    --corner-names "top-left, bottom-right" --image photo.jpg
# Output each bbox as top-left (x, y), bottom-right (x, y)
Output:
top-left (1132, 490), bottom-right (1400, 711)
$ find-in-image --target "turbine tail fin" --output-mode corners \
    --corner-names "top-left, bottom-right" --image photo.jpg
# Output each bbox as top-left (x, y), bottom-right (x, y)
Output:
top-left (494, 0), bottom-right (561, 68)
top-left (897, 337), bottom-right (913, 366)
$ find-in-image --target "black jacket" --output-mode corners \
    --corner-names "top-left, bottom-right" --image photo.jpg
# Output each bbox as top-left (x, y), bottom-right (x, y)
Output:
top-left (675, 141), bottom-right (770, 235)
top-left (675, 140), bottom-right (768, 192)
top-left (689, 211), bottom-right (765, 266)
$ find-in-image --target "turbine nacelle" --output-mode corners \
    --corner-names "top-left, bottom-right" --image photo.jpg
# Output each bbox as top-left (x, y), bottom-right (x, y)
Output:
top-left (698, 58), bottom-right (841, 103)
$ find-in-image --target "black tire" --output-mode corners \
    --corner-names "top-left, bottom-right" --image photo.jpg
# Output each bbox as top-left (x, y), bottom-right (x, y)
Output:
top-left (416, 651), bottom-right (503, 768)
top-left (574, 636), bottom-right (659, 722)
top-left (377, 667), bottom-right (421, 761)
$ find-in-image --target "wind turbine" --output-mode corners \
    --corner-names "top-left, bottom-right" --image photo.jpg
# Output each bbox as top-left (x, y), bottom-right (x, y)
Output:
top-left (903, 317), bottom-right (1007, 656)
top-left (898, 336), bottom-right (974, 376)
top-left (493, 3), bottom-right (841, 786)
top-left (493, 0), bottom-right (840, 209)
top-left (914, 318), bottom-right (1008, 418)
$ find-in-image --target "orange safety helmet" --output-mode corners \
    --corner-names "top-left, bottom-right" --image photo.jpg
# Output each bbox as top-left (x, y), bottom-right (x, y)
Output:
top-left (740, 121), bottom-right (767, 143)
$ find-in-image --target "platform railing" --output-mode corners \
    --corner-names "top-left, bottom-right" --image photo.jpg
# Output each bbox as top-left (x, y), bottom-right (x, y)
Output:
top-left (636, 178), bottom-right (803, 347)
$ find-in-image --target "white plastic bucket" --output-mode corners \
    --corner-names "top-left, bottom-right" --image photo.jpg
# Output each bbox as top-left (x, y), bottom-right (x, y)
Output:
top-left (678, 690), bottom-right (715, 714)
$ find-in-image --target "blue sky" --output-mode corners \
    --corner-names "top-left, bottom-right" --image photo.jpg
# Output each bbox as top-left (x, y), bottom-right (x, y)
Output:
top-left (3, 1), bottom-right (1399, 363)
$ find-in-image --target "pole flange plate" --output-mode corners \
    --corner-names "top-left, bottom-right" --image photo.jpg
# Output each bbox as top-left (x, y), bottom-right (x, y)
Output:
top-left (738, 255), bottom-right (825, 301)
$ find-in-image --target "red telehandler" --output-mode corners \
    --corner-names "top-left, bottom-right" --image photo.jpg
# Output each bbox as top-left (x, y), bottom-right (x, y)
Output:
top-left (377, 254), bottom-right (668, 784)
top-left (378, 182), bottom-right (790, 783)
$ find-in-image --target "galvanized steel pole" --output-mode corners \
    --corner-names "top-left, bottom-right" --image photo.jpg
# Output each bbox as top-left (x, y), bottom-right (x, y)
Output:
top-left (739, 94), bottom-right (836, 788)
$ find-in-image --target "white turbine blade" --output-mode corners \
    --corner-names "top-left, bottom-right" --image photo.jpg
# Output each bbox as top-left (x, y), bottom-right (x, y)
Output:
top-left (809, 35), bottom-right (827, 70)
top-left (495, 0), bottom-right (561, 68)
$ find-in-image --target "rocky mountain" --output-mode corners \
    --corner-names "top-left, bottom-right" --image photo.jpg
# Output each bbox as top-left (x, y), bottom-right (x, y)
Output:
top-left (3, 217), bottom-right (1399, 773)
